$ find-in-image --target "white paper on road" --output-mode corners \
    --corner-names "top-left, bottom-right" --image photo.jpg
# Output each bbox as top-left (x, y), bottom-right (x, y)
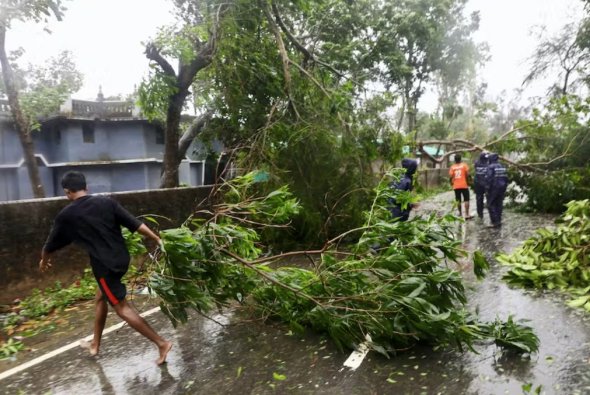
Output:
top-left (343, 334), bottom-right (372, 371)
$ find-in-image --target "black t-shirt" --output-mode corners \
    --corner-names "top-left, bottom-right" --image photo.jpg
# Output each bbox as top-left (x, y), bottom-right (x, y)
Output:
top-left (43, 195), bottom-right (142, 273)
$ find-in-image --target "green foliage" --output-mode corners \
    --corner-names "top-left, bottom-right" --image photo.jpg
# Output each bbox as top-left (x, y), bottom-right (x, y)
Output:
top-left (146, 172), bottom-right (538, 355)
top-left (4, 269), bottom-right (96, 326)
top-left (524, 20), bottom-right (590, 96)
top-left (480, 315), bottom-right (539, 354)
top-left (152, 24), bottom-right (208, 64)
top-left (0, 0), bottom-right (66, 26)
top-left (509, 168), bottom-right (590, 213)
top-left (522, 383), bottom-right (543, 395)
top-left (503, 95), bottom-right (590, 213)
top-left (123, 227), bottom-right (148, 256)
top-left (499, 200), bottom-right (590, 310)
top-left (192, 0), bottom-right (483, 243)
top-left (136, 0), bottom-right (486, 240)
top-left (1, 49), bottom-right (83, 130)
top-left (473, 251), bottom-right (490, 280)
top-left (137, 70), bottom-right (178, 122)
top-left (146, 172), bottom-right (300, 327)
top-left (0, 338), bottom-right (25, 360)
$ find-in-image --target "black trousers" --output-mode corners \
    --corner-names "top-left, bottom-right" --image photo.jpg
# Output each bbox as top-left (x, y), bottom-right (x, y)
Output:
top-left (474, 185), bottom-right (486, 218)
top-left (487, 187), bottom-right (506, 226)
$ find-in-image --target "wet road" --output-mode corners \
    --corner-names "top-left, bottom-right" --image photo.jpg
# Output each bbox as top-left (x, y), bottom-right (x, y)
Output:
top-left (2, 192), bottom-right (590, 394)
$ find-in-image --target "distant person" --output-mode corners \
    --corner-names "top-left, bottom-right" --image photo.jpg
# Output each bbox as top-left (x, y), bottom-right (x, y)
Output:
top-left (389, 158), bottom-right (418, 221)
top-left (485, 153), bottom-right (509, 227)
top-left (40, 171), bottom-right (172, 365)
top-left (449, 154), bottom-right (473, 219)
top-left (473, 152), bottom-right (489, 220)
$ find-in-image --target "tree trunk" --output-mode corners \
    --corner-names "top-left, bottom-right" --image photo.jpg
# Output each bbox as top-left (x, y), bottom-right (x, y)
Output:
top-left (160, 94), bottom-right (186, 188)
top-left (0, 26), bottom-right (45, 198)
top-left (177, 109), bottom-right (213, 167)
top-left (397, 94), bottom-right (406, 132)
top-left (147, 12), bottom-right (220, 189)
top-left (407, 99), bottom-right (417, 135)
top-left (562, 69), bottom-right (571, 95)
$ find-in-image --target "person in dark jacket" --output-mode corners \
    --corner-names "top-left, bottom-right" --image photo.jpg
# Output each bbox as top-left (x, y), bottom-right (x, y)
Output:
top-left (473, 152), bottom-right (489, 219)
top-left (486, 153), bottom-right (508, 227)
top-left (389, 158), bottom-right (418, 221)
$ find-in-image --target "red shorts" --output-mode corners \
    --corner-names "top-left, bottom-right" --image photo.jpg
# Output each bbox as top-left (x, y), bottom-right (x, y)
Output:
top-left (95, 270), bottom-right (126, 306)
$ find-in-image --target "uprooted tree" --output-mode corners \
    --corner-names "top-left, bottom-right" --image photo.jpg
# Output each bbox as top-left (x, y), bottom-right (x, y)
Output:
top-left (415, 92), bottom-right (590, 213)
top-left (127, 171), bottom-right (540, 356)
top-left (138, 0), bottom-right (484, 245)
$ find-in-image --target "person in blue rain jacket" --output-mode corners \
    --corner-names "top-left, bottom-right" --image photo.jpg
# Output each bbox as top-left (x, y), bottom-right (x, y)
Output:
top-left (485, 153), bottom-right (508, 227)
top-left (473, 152), bottom-right (489, 219)
top-left (389, 158), bottom-right (418, 221)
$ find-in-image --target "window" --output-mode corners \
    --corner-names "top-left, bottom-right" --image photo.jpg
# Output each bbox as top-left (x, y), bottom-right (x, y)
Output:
top-left (52, 124), bottom-right (61, 144)
top-left (155, 128), bottom-right (164, 145)
top-left (82, 122), bottom-right (95, 143)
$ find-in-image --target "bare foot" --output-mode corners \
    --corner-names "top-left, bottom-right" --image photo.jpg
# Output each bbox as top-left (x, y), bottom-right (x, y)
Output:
top-left (80, 340), bottom-right (99, 356)
top-left (156, 341), bottom-right (173, 365)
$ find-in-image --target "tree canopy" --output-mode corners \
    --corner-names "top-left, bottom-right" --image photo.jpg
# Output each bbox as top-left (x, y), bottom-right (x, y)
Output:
top-left (136, 0), bottom-right (486, 243)
top-left (0, 0), bottom-right (71, 198)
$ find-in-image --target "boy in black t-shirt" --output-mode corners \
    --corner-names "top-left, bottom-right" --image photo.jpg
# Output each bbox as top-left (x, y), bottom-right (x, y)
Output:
top-left (40, 171), bottom-right (172, 365)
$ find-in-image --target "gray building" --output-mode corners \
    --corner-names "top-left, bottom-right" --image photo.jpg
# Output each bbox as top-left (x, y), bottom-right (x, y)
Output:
top-left (0, 96), bottom-right (215, 201)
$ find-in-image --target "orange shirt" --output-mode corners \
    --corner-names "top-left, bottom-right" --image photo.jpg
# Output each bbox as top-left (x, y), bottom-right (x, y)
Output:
top-left (449, 163), bottom-right (469, 189)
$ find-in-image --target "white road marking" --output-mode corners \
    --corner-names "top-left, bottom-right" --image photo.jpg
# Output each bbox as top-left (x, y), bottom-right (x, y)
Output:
top-left (342, 334), bottom-right (372, 370)
top-left (0, 306), bottom-right (161, 381)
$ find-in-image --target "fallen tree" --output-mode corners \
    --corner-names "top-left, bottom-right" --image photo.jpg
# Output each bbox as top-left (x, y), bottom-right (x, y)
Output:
top-left (132, 171), bottom-right (539, 356)
top-left (499, 199), bottom-right (590, 311)
top-left (415, 123), bottom-right (577, 172)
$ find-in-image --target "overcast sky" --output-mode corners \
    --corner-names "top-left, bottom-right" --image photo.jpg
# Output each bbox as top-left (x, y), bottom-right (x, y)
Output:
top-left (6, 0), bottom-right (585, 106)
top-left (465, 0), bottom-right (584, 102)
top-left (8, 0), bottom-right (175, 99)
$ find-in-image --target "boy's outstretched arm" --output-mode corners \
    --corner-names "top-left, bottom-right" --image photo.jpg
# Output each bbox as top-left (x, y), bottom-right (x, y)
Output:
top-left (136, 223), bottom-right (162, 247)
top-left (40, 216), bottom-right (71, 273)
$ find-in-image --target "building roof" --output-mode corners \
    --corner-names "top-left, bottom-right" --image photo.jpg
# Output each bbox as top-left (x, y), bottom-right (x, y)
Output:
top-left (0, 97), bottom-right (140, 121)
top-left (403, 145), bottom-right (446, 156)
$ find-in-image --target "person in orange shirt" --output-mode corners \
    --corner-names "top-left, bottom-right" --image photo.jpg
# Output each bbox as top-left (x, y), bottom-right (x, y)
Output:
top-left (448, 154), bottom-right (473, 219)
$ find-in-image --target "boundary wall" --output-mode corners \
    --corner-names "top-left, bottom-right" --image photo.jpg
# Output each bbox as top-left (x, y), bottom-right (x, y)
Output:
top-left (0, 186), bottom-right (212, 304)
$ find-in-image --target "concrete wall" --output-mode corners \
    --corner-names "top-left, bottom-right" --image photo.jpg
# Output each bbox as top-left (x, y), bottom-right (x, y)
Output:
top-left (0, 124), bottom-right (23, 164)
top-left (16, 166), bottom-right (55, 200)
top-left (143, 122), bottom-right (166, 158)
top-left (0, 169), bottom-right (19, 201)
top-left (34, 120), bottom-right (163, 164)
top-left (0, 186), bottom-right (212, 304)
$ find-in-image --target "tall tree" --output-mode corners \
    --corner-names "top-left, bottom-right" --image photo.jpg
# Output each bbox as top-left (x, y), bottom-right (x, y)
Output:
top-left (0, 0), bottom-right (67, 198)
top-left (524, 21), bottom-right (590, 96)
top-left (370, 0), bottom-right (480, 136)
top-left (3, 50), bottom-right (83, 129)
top-left (139, 0), bottom-right (226, 188)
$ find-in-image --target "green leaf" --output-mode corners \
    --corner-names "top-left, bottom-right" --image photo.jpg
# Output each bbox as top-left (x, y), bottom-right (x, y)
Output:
top-left (567, 295), bottom-right (590, 308)
top-left (273, 372), bottom-right (287, 381)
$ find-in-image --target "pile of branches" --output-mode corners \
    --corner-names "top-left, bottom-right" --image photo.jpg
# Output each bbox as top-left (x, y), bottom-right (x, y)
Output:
top-left (134, 171), bottom-right (539, 356)
top-left (499, 199), bottom-right (590, 311)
